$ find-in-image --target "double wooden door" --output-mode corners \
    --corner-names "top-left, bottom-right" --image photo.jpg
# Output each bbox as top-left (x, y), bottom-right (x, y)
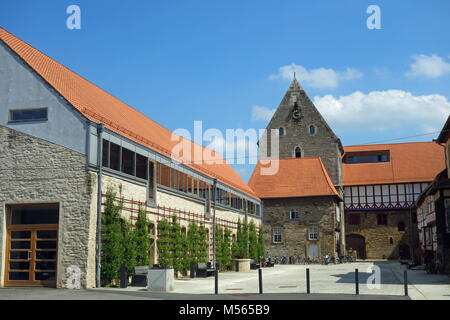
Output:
top-left (5, 225), bottom-right (58, 287)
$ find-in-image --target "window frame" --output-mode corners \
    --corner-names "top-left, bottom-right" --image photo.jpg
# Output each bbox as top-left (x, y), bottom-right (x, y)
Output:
top-left (8, 107), bottom-right (48, 123)
top-left (290, 209), bottom-right (299, 220)
top-left (308, 226), bottom-right (318, 241)
top-left (273, 227), bottom-right (282, 244)
top-left (377, 214), bottom-right (388, 226)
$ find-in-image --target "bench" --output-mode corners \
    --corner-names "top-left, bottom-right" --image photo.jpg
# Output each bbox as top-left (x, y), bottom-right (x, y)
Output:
top-left (131, 266), bottom-right (149, 287)
top-left (196, 262), bottom-right (215, 277)
top-left (250, 259), bottom-right (260, 270)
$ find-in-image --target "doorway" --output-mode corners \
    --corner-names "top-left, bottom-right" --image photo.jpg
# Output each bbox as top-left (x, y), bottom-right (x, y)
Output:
top-left (346, 234), bottom-right (366, 259)
top-left (5, 204), bottom-right (59, 287)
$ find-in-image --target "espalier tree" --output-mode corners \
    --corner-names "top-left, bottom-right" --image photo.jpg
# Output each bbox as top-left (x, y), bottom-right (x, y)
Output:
top-left (248, 220), bottom-right (259, 261)
top-left (232, 218), bottom-right (250, 259)
top-left (101, 187), bottom-right (124, 285)
top-left (215, 227), bottom-right (223, 267)
top-left (157, 219), bottom-right (172, 268)
top-left (258, 227), bottom-right (265, 260)
top-left (198, 224), bottom-right (208, 263)
top-left (221, 228), bottom-right (232, 270)
top-left (187, 222), bottom-right (199, 264)
top-left (171, 215), bottom-right (187, 274)
top-left (133, 206), bottom-right (150, 267)
top-left (121, 218), bottom-right (137, 276)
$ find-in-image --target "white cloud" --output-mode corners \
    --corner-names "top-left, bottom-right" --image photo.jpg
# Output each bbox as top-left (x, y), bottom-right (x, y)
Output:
top-left (405, 54), bottom-right (450, 78)
top-left (251, 105), bottom-right (276, 122)
top-left (313, 90), bottom-right (450, 132)
top-left (269, 63), bottom-right (363, 89)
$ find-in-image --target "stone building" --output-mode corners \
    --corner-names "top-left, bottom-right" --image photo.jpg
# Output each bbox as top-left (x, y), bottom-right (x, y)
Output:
top-left (0, 27), bottom-right (261, 289)
top-left (249, 77), bottom-right (346, 261)
top-left (248, 158), bottom-right (342, 261)
top-left (249, 77), bottom-right (445, 261)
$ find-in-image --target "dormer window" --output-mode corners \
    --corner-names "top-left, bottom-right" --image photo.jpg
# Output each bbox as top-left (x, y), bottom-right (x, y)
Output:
top-left (344, 150), bottom-right (390, 164)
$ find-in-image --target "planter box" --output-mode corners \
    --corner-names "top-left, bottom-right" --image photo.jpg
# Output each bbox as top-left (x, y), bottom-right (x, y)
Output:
top-left (232, 259), bottom-right (251, 272)
top-left (147, 268), bottom-right (174, 292)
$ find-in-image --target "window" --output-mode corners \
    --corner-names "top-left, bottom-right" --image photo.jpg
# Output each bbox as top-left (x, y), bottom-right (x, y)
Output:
top-left (109, 142), bottom-right (121, 171)
top-left (336, 204), bottom-right (341, 222)
top-left (348, 214), bottom-right (360, 225)
top-left (345, 151), bottom-right (390, 164)
top-left (377, 214), bottom-right (388, 225)
top-left (9, 205), bottom-right (59, 225)
top-left (295, 147), bottom-right (302, 158)
top-left (136, 154), bottom-right (148, 180)
top-left (255, 204), bottom-right (261, 217)
top-left (9, 108), bottom-right (48, 122)
top-left (279, 127), bottom-right (285, 136)
top-left (308, 227), bottom-right (318, 240)
top-left (290, 209), bottom-right (299, 220)
top-left (273, 227), bottom-right (282, 243)
top-left (398, 222), bottom-right (405, 232)
top-left (102, 140), bottom-right (110, 167)
top-left (121, 148), bottom-right (135, 176)
top-left (309, 125), bottom-right (316, 135)
top-left (148, 161), bottom-right (155, 200)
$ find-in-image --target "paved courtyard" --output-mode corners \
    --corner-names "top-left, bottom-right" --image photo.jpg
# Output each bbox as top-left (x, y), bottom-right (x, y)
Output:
top-left (0, 261), bottom-right (448, 300)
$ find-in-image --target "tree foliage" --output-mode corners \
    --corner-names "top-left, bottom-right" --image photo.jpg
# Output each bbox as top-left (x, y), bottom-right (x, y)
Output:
top-left (101, 187), bottom-right (124, 285)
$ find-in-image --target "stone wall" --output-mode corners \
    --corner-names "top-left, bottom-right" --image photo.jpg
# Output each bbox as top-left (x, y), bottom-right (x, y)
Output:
top-left (344, 210), bottom-right (414, 259)
top-left (0, 125), bottom-right (95, 288)
top-left (262, 196), bottom-right (338, 260)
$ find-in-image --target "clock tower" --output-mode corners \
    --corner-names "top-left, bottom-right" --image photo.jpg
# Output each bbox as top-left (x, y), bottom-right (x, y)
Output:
top-left (263, 75), bottom-right (344, 188)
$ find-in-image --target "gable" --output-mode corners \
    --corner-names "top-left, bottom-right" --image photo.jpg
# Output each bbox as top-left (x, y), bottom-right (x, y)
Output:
top-left (0, 39), bottom-right (87, 155)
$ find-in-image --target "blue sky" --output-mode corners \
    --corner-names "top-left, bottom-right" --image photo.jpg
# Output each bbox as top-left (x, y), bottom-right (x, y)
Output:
top-left (1, 0), bottom-right (450, 182)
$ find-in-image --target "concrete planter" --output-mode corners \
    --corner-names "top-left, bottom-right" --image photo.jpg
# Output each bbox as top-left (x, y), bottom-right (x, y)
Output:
top-left (232, 259), bottom-right (251, 272)
top-left (147, 268), bottom-right (174, 292)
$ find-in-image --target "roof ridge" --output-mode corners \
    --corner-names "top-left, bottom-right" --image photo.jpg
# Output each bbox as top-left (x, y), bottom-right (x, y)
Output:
top-left (344, 141), bottom-right (436, 148)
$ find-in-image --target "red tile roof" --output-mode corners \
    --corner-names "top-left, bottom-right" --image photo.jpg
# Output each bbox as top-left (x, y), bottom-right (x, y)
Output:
top-left (343, 142), bottom-right (445, 186)
top-left (248, 158), bottom-right (341, 199)
top-left (0, 27), bottom-right (258, 199)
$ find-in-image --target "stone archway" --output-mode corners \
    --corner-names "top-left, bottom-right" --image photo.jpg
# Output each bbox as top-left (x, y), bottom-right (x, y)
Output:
top-left (346, 234), bottom-right (366, 259)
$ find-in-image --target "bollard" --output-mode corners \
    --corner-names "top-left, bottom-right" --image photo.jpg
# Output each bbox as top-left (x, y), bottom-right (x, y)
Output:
top-left (259, 268), bottom-right (263, 294)
top-left (190, 262), bottom-right (195, 279)
top-left (215, 263), bottom-right (219, 295)
top-left (404, 270), bottom-right (408, 296)
top-left (355, 268), bottom-right (359, 295)
top-left (235, 260), bottom-right (239, 272)
top-left (306, 268), bottom-right (310, 294)
top-left (119, 265), bottom-right (128, 288)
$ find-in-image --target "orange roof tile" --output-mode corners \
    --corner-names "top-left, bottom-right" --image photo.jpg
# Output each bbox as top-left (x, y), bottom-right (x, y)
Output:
top-left (343, 142), bottom-right (445, 186)
top-left (0, 27), bottom-right (258, 199)
top-left (248, 158), bottom-right (341, 199)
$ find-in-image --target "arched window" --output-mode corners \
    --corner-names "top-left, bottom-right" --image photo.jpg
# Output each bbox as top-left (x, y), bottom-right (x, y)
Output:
top-left (309, 125), bottom-right (316, 135)
top-left (295, 147), bottom-right (302, 158)
top-left (398, 222), bottom-right (405, 232)
top-left (279, 127), bottom-right (284, 136)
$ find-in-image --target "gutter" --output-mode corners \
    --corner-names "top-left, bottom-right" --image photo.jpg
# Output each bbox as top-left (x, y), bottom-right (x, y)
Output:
top-left (96, 124), bottom-right (104, 288)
